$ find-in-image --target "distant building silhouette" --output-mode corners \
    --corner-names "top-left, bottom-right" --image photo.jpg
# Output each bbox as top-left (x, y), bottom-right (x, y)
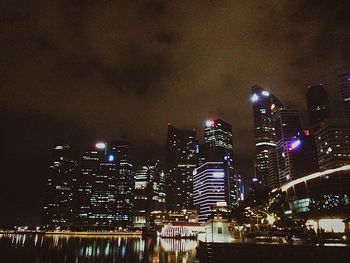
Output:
top-left (338, 69), bottom-right (350, 118)
top-left (165, 125), bottom-right (198, 211)
top-left (42, 140), bottom-right (77, 230)
top-left (74, 141), bottom-right (134, 230)
top-left (306, 84), bottom-right (330, 126)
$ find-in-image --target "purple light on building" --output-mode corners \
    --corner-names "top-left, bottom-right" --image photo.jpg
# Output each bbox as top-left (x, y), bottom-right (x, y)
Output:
top-left (289, 139), bottom-right (301, 151)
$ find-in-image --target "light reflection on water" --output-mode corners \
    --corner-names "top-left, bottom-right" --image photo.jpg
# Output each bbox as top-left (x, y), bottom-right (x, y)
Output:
top-left (0, 233), bottom-right (198, 263)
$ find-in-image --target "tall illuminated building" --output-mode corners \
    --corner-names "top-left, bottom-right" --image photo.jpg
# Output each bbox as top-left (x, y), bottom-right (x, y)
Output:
top-left (338, 69), bottom-right (350, 118)
top-left (250, 85), bottom-right (283, 185)
top-left (165, 125), bottom-right (198, 211)
top-left (42, 140), bottom-right (77, 229)
top-left (203, 119), bottom-right (239, 208)
top-left (273, 107), bottom-right (301, 184)
top-left (111, 141), bottom-right (135, 227)
top-left (267, 148), bottom-right (279, 189)
top-left (193, 162), bottom-right (235, 222)
top-left (315, 118), bottom-right (350, 170)
top-left (75, 142), bottom-right (118, 230)
top-left (204, 119), bottom-right (233, 160)
top-left (306, 84), bottom-right (330, 126)
top-left (133, 162), bottom-right (165, 228)
top-left (75, 141), bottom-right (134, 229)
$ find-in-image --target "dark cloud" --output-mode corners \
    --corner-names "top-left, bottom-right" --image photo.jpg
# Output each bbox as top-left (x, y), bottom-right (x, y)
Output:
top-left (1, 0), bottom-right (350, 225)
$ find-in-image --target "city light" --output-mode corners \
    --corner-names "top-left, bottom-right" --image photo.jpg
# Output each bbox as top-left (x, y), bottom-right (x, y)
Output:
top-left (261, 90), bottom-right (270, 96)
top-left (108, 155), bottom-right (114, 162)
top-left (95, 142), bottom-right (106, 149)
top-left (289, 139), bottom-right (301, 150)
top-left (306, 218), bottom-right (345, 233)
top-left (266, 214), bottom-right (276, 225)
top-left (213, 172), bottom-right (225, 178)
top-left (205, 120), bottom-right (214, 127)
top-left (250, 93), bottom-right (259, 103)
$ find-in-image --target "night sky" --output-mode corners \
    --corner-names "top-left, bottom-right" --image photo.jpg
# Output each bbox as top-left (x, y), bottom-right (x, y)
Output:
top-left (1, 0), bottom-right (350, 226)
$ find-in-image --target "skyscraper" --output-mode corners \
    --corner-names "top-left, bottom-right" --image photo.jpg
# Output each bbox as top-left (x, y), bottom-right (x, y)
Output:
top-left (203, 119), bottom-right (239, 208)
top-left (267, 148), bottom-right (279, 189)
top-left (193, 162), bottom-right (234, 222)
top-left (133, 162), bottom-right (165, 228)
top-left (90, 154), bottom-right (118, 230)
top-left (306, 84), bottom-right (330, 126)
top-left (273, 107), bottom-right (301, 184)
top-left (338, 69), bottom-right (350, 118)
top-left (204, 119), bottom-right (233, 160)
top-left (165, 125), bottom-right (197, 211)
top-left (75, 142), bottom-right (118, 230)
top-left (110, 141), bottom-right (135, 227)
top-left (42, 140), bottom-right (77, 230)
top-left (290, 130), bottom-right (319, 177)
top-left (315, 118), bottom-right (350, 170)
top-left (75, 141), bottom-right (134, 230)
top-left (250, 85), bottom-right (283, 185)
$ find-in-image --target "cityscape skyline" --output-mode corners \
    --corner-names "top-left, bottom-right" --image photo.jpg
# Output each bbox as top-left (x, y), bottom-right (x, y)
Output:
top-left (2, 0), bottom-right (350, 229)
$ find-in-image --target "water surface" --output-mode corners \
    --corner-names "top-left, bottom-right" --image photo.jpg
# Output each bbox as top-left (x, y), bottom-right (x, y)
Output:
top-left (0, 233), bottom-right (198, 263)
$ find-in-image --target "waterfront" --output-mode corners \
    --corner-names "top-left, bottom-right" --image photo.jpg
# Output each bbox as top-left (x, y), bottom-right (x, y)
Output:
top-left (0, 233), bottom-right (198, 263)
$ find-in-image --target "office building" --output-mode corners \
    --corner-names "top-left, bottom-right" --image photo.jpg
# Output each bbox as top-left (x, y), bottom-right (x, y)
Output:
top-left (75, 141), bottom-right (134, 230)
top-left (133, 162), bottom-right (166, 228)
top-left (306, 84), bottom-right (330, 126)
top-left (315, 118), bottom-right (350, 171)
top-left (193, 162), bottom-right (236, 222)
top-left (42, 140), bottom-right (77, 229)
top-left (165, 125), bottom-right (198, 211)
top-left (267, 148), bottom-right (279, 189)
top-left (75, 142), bottom-right (118, 230)
top-left (111, 141), bottom-right (135, 227)
top-left (204, 119), bottom-right (233, 160)
top-left (273, 107), bottom-right (301, 184)
top-left (290, 130), bottom-right (319, 177)
top-left (251, 85), bottom-right (283, 185)
top-left (338, 69), bottom-right (350, 118)
top-left (204, 118), bottom-right (239, 206)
